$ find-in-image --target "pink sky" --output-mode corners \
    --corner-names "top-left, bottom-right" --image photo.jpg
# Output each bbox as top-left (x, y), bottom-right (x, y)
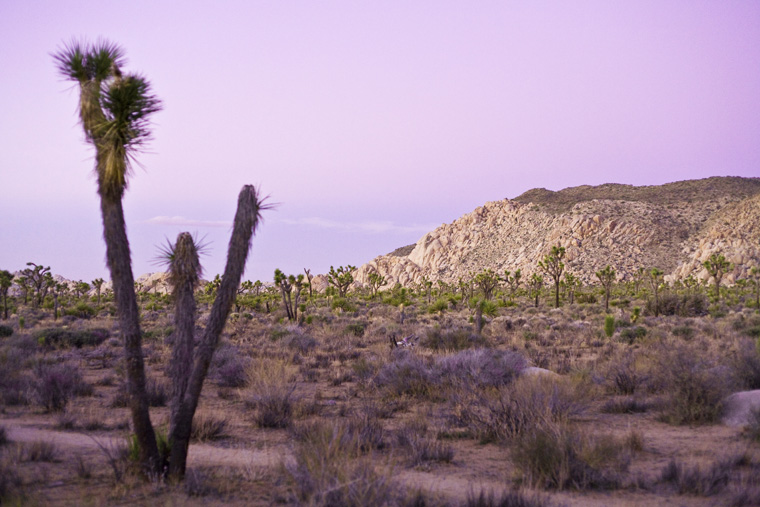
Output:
top-left (1, 1), bottom-right (759, 283)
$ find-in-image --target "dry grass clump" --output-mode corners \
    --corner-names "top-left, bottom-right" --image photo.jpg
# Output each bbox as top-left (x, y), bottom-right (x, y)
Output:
top-left (34, 362), bottom-right (91, 412)
top-left (451, 375), bottom-right (588, 443)
top-left (465, 488), bottom-right (557, 507)
top-left (423, 326), bottom-right (487, 350)
top-left (654, 341), bottom-right (736, 424)
top-left (209, 343), bottom-right (251, 388)
top-left (246, 358), bottom-right (300, 428)
top-left (511, 422), bottom-right (629, 491)
top-left (393, 419), bottom-right (454, 467)
top-left (191, 411), bottom-right (229, 442)
top-left (285, 419), bottom-right (423, 506)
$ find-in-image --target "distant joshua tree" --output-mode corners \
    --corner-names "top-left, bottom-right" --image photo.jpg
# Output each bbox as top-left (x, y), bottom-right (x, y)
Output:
top-left (648, 268), bottom-right (664, 316)
top-left (563, 272), bottom-right (580, 305)
top-left (274, 269), bottom-right (304, 321)
top-left (703, 252), bottom-right (732, 301)
top-left (0, 270), bottom-right (12, 319)
top-left (538, 245), bottom-right (566, 308)
top-left (21, 262), bottom-right (51, 308)
top-left (92, 278), bottom-right (105, 305)
top-left (474, 268), bottom-right (501, 301)
top-left (367, 271), bottom-right (388, 298)
top-left (327, 265), bottom-right (356, 298)
top-left (529, 273), bottom-right (544, 308)
top-left (596, 265), bottom-right (616, 312)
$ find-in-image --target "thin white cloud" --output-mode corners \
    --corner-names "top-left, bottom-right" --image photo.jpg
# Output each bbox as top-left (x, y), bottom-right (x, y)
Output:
top-left (277, 217), bottom-right (436, 234)
top-left (144, 216), bottom-right (232, 228)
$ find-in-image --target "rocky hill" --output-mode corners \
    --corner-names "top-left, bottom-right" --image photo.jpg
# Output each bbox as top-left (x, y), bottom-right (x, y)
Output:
top-left (355, 177), bottom-right (760, 287)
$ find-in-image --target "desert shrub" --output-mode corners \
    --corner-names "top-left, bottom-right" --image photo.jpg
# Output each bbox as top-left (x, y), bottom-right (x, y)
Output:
top-left (604, 352), bottom-right (643, 395)
top-left (247, 358), bottom-right (300, 428)
top-left (248, 384), bottom-right (296, 428)
top-left (34, 327), bottom-right (109, 348)
top-left (183, 469), bottom-right (220, 497)
top-left (284, 333), bottom-right (317, 354)
top-left (465, 488), bottom-right (556, 507)
top-left (344, 412), bottom-right (386, 452)
top-left (344, 322), bottom-right (366, 337)
top-left (672, 325), bottom-right (695, 339)
top-left (0, 460), bottom-right (23, 502)
top-left (601, 397), bottom-right (650, 414)
top-left (286, 420), bottom-right (413, 506)
top-left (34, 362), bottom-right (89, 412)
top-left (373, 349), bottom-right (434, 398)
top-left (434, 348), bottom-right (526, 389)
top-left (0, 325), bottom-right (12, 337)
top-left (332, 297), bottom-right (356, 313)
top-left (657, 457), bottom-right (736, 496)
top-left (646, 293), bottom-right (708, 317)
top-left (619, 326), bottom-right (646, 344)
top-left (657, 344), bottom-right (736, 425)
top-left (511, 423), bottom-right (626, 490)
top-left (729, 338), bottom-right (760, 390)
top-left (744, 407), bottom-right (760, 442)
top-left (394, 420), bottom-right (454, 466)
top-left (111, 377), bottom-right (167, 408)
top-left (0, 426), bottom-right (7, 447)
top-left (209, 343), bottom-right (250, 388)
top-left (64, 302), bottom-right (97, 319)
top-left (428, 298), bottom-right (449, 314)
top-left (191, 411), bottom-right (229, 442)
top-left (23, 440), bottom-right (59, 462)
top-left (424, 326), bottom-right (487, 351)
top-left (604, 315), bottom-right (615, 338)
top-left (452, 376), bottom-right (587, 443)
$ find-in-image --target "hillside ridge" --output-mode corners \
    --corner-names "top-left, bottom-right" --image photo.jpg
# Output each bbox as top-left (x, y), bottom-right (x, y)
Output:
top-left (355, 176), bottom-right (760, 288)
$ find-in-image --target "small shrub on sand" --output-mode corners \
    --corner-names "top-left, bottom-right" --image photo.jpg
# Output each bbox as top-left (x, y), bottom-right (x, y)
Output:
top-left (435, 348), bottom-right (526, 389)
top-left (511, 422), bottom-right (627, 490)
top-left (34, 362), bottom-right (89, 412)
top-left (465, 488), bottom-right (557, 507)
top-left (191, 411), bottom-right (229, 442)
top-left (424, 326), bottom-right (487, 351)
top-left (34, 327), bottom-right (109, 348)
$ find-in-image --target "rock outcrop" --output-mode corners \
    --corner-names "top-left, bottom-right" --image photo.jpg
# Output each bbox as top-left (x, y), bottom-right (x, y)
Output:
top-left (356, 177), bottom-right (760, 288)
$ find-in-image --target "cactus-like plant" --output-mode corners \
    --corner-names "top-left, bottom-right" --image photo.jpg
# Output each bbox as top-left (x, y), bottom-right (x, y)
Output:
top-left (703, 252), bottom-right (732, 301)
top-left (596, 265), bottom-right (616, 312)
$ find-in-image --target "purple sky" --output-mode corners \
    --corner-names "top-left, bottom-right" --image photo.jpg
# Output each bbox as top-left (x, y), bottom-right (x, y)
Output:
top-left (1, 1), bottom-right (759, 283)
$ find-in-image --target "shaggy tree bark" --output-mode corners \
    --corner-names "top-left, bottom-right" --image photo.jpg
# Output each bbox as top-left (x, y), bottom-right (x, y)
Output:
top-left (168, 185), bottom-right (263, 479)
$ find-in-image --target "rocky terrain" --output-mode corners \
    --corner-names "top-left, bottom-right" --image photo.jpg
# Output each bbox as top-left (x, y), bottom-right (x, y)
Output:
top-left (355, 176), bottom-right (760, 287)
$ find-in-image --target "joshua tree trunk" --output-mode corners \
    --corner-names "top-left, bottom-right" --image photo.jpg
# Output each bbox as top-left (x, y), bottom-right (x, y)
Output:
top-left (101, 195), bottom-right (160, 472)
top-left (168, 186), bottom-right (262, 479)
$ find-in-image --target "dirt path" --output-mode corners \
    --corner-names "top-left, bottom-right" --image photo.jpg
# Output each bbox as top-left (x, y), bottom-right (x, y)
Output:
top-left (1, 418), bottom-right (289, 469)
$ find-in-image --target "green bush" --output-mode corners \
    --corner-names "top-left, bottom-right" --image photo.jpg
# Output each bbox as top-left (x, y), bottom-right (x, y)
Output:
top-left (64, 303), bottom-right (97, 319)
top-left (34, 328), bottom-right (110, 348)
top-left (428, 298), bottom-right (449, 314)
top-left (332, 297), bottom-right (356, 313)
top-left (604, 315), bottom-right (615, 338)
top-left (423, 327), bottom-right (487, 351)
top-left (619, 326), bottom-right (646, 344)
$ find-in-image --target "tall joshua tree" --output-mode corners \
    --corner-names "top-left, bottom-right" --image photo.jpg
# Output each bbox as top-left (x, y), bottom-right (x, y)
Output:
top-left (703, 252), bottom-right (732, 301)
top-left (164, 187), bottom-right (265, 479)
top-left (596, 265), bottom-right (616, 312)
top-left (0, 270), bottom-right (13, 319)
top-left (54, 40), bottom-right (163, 472)
top-left (538, 245), bottom-right (566, 308)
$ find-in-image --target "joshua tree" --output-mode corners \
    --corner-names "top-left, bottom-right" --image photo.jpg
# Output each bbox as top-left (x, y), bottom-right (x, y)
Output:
top-left (632, 267), bottom-right (646, 296)
top-left (504, 269), bottom-right (522, 300)
top-left (92, 278), bottom-right (105, 305)
top-left (0, 270), bottom-right (12, 319)
top-left (367, 271), bottom-right (387, 298)
top-left (538, 245), bottom-right (566, 308)
top-left (327, 265), bottom-right (355, 298)
top-left (648, 268), bottom-right (664, 316)
top-left (528, 273), bottom-right (544, 308)
top-left (74, 280), bottom-right (91, 300)
top-left (161, 189), bottom-right (265, 479)
top-left (563, 272), bottom-right (579, 305)
top-left (303, 268), bottom-right (314, 299)
top-left (21, 263), bottom-right (51, 308)
top-left (703, 252), bottom-right (732, 301)
top-left (418, 275), bottom-right (433, 304)
top-left (274, 269), bottom-right (304, 321)
top-left (15, 276), bottom-right (29, 305)
top-left (750, 267), bottom-right (760, 308)
top-left (55, 39), bottom-right (163, 472)
top-left (596, 265), bottom-right (616, 312)
top-left (474, 268), bottom-right (501, 301)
